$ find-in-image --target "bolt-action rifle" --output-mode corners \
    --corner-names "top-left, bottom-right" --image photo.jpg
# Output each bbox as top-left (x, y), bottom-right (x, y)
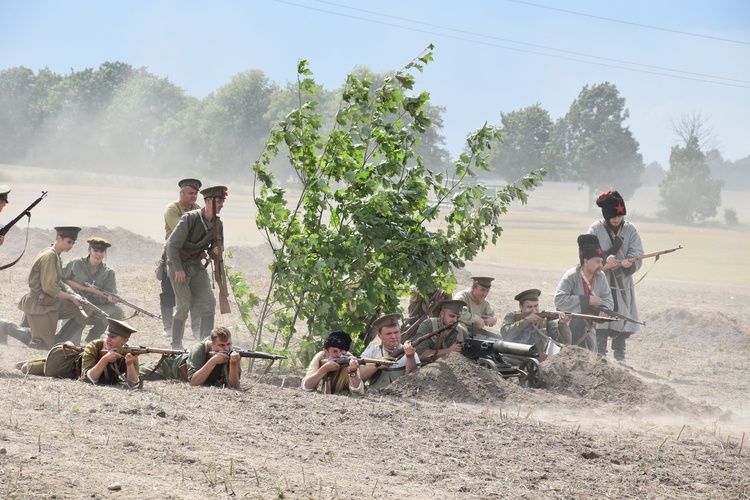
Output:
top-left (589, 305), bottom-right (646, 326)
top-left (68, 291), bottom-right (110, 320)
top-left (322, 356), bottom-right (395, 367)
top-left (513, 310), bottom-right (617, 323)
top-left (0, 191), bottom-right (48, 271)
top-left (211, 197), bottom-right (231, 314)
top-left (601, 245), bottom-right (683, 272)
top-left (62, 342), bottom-right (187, 357)
top-left (209, 348), bottom-right (288, 361)
top-left (83, 282), bottom-right (161, 320)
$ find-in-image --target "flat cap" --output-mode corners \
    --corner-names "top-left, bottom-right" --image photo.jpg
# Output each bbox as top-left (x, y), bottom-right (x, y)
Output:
top-left (471, 277), bottom-right (495, 289)
top-left (86, 237), bottom-right (111, 250)
top-left (201, 185), bottom-right (228, 199)
top-left (514, 288), bottom-right (541, 303)
top-left (0, 185), bottom-right (10, 202)
top-left (54, 226), bottom-right (81, 240)
top-left (373, 313), bottom-right (401, 332)
top-left (105, 318), bottom-right (137, 339)
top-left (178, 178), bottom-right (202, 190)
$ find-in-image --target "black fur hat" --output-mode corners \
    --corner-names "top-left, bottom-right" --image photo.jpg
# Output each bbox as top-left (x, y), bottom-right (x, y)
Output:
top-left (578, 234), bottom-right (603, 263)
top-left (596, 190), bottom-right (626, 220)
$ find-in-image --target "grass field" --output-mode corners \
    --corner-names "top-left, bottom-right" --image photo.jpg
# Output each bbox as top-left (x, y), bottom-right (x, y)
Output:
top-left (2, 166), bottom-right (748, 287)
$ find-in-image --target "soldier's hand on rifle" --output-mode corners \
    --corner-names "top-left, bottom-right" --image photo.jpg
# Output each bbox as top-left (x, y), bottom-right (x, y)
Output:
top-left (123, 353), bottom-right (138, 366)
top-left (525, 312), bottom-right (543, 325)
top-left (558, 312), bottom-right (571, 324)
top-left (212, 351), bottom-right (231, 365)
top-left (348, 358), bottom-right (360, 372)
top-left (620, 259), bottom-right (633, 268)
top-left (174, 270), bottom-right (187, 284)
top-left (324, 359), bottom-right (341, 372)
top-left (482, 315), bottom-right (496, 327)
top-left (107, 295), bottom-right (119, 304)
top-left (229, 350), bottom-right (241, 365)
top-left (404, 341), bottom-right (416, 358)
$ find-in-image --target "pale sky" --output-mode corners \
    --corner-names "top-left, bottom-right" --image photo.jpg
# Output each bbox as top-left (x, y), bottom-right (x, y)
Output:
top-left (1, 0), bottom-right (748, 169)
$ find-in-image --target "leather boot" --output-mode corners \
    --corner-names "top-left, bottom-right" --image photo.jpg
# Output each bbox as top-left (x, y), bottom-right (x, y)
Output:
top-left (612, 333), bottom-right (628, 362)
top-left (595, 333), bottom-right (609, 358)
top-left (199, 315), bottom-right (214, 340)
top-left (0, 319), bottom-right (31, 346)
top-left (161, 306), bottom-right (173, 337)
top-left (171, 318), bottom-right (186, 350)
top-left (190, 306), bottom-right (202, 340)
top-left (55, 319), bottom-right (86, 345)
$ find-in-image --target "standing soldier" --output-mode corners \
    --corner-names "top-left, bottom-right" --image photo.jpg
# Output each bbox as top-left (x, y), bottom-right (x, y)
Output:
top-left (55, 237), bottom-right (125, 344)
top-left (588, 190), bottom-right (644, 361)
top-left (165, 185), bottom-right (226, 350)
top-left (160, 178), bottom-right (202, 339)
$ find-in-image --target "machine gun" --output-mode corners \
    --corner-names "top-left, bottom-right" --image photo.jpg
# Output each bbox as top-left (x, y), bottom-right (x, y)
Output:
top-left (83, 282), bottom-right (161, 320)
top-left (461, 338), bottom-right (544, 388)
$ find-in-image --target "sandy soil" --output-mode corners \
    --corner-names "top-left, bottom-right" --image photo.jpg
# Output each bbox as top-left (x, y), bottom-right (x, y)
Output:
top-left (0, 225), bottom-right (748, 499)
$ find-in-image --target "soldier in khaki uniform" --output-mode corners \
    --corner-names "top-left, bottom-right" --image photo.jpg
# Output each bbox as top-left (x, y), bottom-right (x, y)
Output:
top-left (414, 300), bottom-right (469, 362)
top-left (0, 226), bottom-right (84, 350)
top-left (359, 313), bottom-right (419, 390)
top-left (18, 318), bottom-right (139, 388)
top-left (165, 185), bottom-right (226, 349)
top-left (55, 237), bottom-right (125, 344)
top-left (302, 331), bottom-right (364, 395)
top-left (454, 277), bottom-right (497, 329)
top-left (501, 288), bottom-right (572, 361)
top-left (160, 178), bottom-right (202, 339)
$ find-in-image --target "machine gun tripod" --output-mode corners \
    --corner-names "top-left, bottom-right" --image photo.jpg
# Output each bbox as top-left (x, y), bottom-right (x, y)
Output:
top-left (461, 333), bottom-right (544, 388)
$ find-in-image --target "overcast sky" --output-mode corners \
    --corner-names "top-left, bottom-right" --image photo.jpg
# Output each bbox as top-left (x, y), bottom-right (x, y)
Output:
top-left (1, 0), bottom-right (748, 169)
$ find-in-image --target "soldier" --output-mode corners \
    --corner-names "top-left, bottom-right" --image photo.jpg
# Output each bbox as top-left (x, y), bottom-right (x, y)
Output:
top-left (501, 289), bottom-right (572, 361)
top-left (137, 325), bottom-right (241, 388)
top-left (160, 178), bottom-right (202, 339)
top-left (55, 237), bottom-right (125, 344)
top-left (414, 299), bottom-right (469, 362)
top-left (0, 226), bottom-right (84, 350)
top-left (359, 313), bottom-right (419, 390)
top-left (302, 331), bottom-right (364, 395)
top-left (554, 234), bottom-right (614, 353)
top-left (80, 318), bottom-right (140, 388)
top-left (588, 190), bottom-right (644, 361)
top-left (0, 184), bottom-right (9, 246)
top-left (165, 185), bottom-right (226, 350)
top-left (454, 277), bottom-right (497, 329)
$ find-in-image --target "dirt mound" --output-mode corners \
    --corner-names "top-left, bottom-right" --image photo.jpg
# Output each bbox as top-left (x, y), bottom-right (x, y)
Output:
top-left (642, 307), bottom-right (750, 353)
top-left (379, 352), bottom-right (524, 404)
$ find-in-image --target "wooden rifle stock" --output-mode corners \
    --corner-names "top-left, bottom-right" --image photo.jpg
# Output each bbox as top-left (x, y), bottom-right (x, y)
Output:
top-left (601, 245), bottom-right (683, 272)
top-left (211, 199), bottom-right (231, 314)
top-left (210, 348), bottom-right (287, 361)
top-left (61, 343), bottom-right (187, 356)
top-left (391, 319), bottom-right (460, 359)
top-left (322, 356), bottom-right (394, 367)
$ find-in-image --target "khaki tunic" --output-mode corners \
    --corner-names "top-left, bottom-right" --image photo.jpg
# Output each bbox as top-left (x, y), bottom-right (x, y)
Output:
top-left (303, 351), bottom-right (365, 395)
top-left (501, 311), bottom-right (572, 353)
top-left (80, 339), bottom-right (140, 386)
top-left (186, 338), bottom-right (241, 386)
top-left (18, 247), bottom-right (81, 349)
top-left (414, 317), bottom-right (468, 358)
top-left (454, 289), bottom-right (496, 327)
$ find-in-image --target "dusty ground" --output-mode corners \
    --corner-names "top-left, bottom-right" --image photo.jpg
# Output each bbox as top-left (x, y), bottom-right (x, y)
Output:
top-left (0, 224), bottom-right (748, 499)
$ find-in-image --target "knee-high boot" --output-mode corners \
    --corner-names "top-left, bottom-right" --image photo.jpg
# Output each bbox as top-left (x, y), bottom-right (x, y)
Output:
top-left (171, 319), bottom-right (186, 350)
top-left (199, 315), bottom-right (214, 340)
top-left (161, 306), bottom-right (173, 337)
top-left (0, 319), bottom-right (31, 345)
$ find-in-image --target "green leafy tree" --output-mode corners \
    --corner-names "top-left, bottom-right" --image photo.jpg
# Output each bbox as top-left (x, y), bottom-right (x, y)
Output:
top-left (248, 47), bottom-right (544, 362)
top-left (200, 70), bottom-right (278, 177)
top-left (491, 103), bottom-right (552, 181)
top-left (545, 82), bottom-right (644, 206)
top-left (658, 135), bottom-right (723, 224)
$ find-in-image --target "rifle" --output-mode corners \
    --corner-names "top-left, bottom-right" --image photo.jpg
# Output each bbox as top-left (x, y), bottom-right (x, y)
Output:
top-left (399, 291), bottom-right (446, 343)
top-left (209, 348), bottom-right (287, 361)
top-left (601, 245), bottom-right (683, 272)
top-left (83, 282), bottom-right (161, 320)
top-left (391, 318), bottom-right (460, 362)
top-left (322, 356), bottom-right (395, 367)
top-left (211, 197), bottom-right (231, 314)
top-left (513, 310), bottom-right (616, 323)
top-left (61, 343), bottom-right (186, 356)
top-left (0, 191), bottom-right (47, 237)
top-left (68, 291), bottom-right (110, 320)
top-left (0, 191), bottom-right (48, 271)
top-left (590, 305), bottom-right (646, 326)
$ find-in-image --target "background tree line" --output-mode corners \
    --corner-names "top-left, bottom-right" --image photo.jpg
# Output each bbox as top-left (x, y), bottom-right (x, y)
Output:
top-left (1, 63), bottom-right (746, 224)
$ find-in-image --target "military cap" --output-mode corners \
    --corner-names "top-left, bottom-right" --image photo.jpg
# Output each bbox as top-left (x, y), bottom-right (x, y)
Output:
top-left (373, 313), bottom-right (401, 332)
top-left (471, 277), bottom-right (495, 289)
top-left (0, 185), bottom-right (10, 202)
top-left (439, 299), bottom-right (467, 315)
top-left (596, 190), bottom-right (626, 220)
top-left (201, 185), bottom-right (228, 199)
top-left (54, 226), bottom-right (82, 240)
top-left (323, 330), bottom-right (352, 351)
top-left (86, 237), bottom-right (111, 251)
top-left (178, 178), bottom-right (202, 190)
top-left (105, 318), bottom-right (137, 339)
top-left (514, 288), bottom-right (541, 303)
top-left (578, 234), bottom-right (603, 261)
